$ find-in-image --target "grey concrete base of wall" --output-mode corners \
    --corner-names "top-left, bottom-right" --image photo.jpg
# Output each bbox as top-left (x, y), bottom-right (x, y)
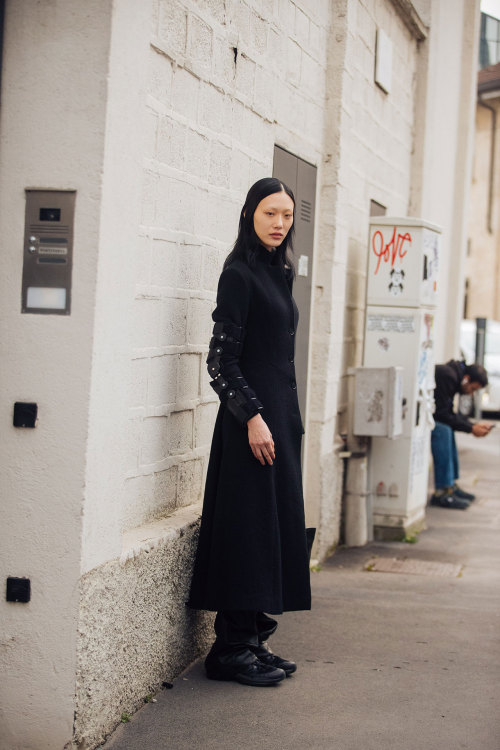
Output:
top-left (373, 513), bottom-right (427, 542)
top-left (73, 509), bottom-right (213, 749)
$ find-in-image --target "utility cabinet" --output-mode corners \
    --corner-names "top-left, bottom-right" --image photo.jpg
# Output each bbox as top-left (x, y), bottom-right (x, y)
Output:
top-left (367, 220), bottom-right (439, 308)
top-left (363, 217), bottom-right (441, 540)
top-left (353, 366), bottom-right (403, 439)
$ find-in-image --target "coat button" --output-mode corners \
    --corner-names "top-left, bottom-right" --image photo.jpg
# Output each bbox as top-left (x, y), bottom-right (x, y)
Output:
top-left (288, 356), bottom-right (294, 364)
top-left (290, 380), bottom-right (297, 390)
top-left (289, 329), bottom-right (295, 336)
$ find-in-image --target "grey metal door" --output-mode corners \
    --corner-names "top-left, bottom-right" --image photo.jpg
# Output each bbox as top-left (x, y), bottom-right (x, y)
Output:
top-left (273, 146), bottom-right (317, 430)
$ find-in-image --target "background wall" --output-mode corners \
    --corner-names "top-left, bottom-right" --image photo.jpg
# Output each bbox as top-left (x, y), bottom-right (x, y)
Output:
top-left (466, 88), bottom-right (500, 320)
top-left (0, 1), bottom-right (112, 747)
top-left (309, 0), bottom-right (422, 557)
top-left (417, 0), bottom-right (480, 360)
top-left (77, 0), bottom-right (334, 746)
top-left (81, 0), bottom-right (333, 567)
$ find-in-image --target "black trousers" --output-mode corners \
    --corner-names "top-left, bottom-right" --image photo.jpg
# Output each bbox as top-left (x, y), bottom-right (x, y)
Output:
top-left (205, 611), bottom-right (278, 668)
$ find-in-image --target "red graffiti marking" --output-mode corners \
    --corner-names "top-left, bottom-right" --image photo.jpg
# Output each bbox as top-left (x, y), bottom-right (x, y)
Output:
top-left (372, 227), bottom-right (412, 274)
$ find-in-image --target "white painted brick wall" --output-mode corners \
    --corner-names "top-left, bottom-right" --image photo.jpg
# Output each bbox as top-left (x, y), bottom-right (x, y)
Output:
top-left (168, 410), bottom-right (194, 454)
top-left (124, 0), bottom-right (332, 533)
top-left (178, 457), bottom-right (204, 506)
top-left (307, 0), bottom-right (423, 556)
top-left (334, 0), bottom-right (418, 379)
top-left (141, 416), bottom-right (169, 465)
top-left (148, 355), bottom-right (179, 406)
top-left (127, 0), bottom-right (420, 554)
top-left (194, 401), bottom-right (219, 448)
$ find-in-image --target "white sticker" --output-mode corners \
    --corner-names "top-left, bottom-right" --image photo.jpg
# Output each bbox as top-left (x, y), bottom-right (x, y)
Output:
top-left (367, 314), bottom-right (415, 333)
top-left (26, 286), bottom-right (66, 309)
top-left (298, 255), bottom-right (309, 277)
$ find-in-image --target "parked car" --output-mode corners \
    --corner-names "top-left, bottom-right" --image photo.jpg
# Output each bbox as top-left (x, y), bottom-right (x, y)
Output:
top-left (459, 319), bottom-right (500, 416)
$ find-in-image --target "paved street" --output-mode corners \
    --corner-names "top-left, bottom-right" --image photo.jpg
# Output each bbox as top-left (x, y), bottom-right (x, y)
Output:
top-left (104, 427), bottom-right (500, 750)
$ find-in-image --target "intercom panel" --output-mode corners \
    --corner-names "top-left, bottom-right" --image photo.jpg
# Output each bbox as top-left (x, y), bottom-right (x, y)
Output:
top-left (21, 189), bottom-right (76, 315)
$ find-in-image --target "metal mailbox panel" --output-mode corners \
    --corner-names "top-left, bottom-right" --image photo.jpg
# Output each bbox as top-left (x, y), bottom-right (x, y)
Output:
top-left (353, 366), bottom-right (403, 439)
top-left (21, 189), bottom-right (76, 315)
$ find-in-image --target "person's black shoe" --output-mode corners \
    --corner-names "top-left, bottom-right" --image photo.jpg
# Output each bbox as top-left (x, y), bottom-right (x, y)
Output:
top-left (430, 487), bottom-right (453, 505)
top-left (453, 484), bottom-right (476, 501)
top-left (430, 492), bottom-right (469, 510)
top-left (206, 659), bottom-right (286, 686)
top-left (250, 643), bottom-right (297, 676)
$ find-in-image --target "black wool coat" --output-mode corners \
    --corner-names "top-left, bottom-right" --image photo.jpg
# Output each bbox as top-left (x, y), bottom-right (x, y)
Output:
top-left (187, 245), bottom-right (312, 614)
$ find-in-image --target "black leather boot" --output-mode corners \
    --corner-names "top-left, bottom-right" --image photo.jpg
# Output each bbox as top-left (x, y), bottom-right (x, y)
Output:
top-left (205, 648), bottom-right (286, 686)
top-left (250, 642), bottom-right (297, 676)
top-left (205, 611), bottom-right (286, 686)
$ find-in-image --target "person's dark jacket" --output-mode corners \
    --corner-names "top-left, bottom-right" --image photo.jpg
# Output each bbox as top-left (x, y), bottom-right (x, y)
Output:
top-left (188, 246), bottom-right (311, 614)
top-left (434, 359), bottom-right (472, 433)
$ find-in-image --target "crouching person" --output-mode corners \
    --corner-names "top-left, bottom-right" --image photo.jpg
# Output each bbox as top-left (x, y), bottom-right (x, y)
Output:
top-left (431, 360), bottom-right (492, 509)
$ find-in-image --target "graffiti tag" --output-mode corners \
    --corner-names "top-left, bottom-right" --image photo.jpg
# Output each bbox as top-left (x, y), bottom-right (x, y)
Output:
top-left (372, 227), bottom-right (412, 275)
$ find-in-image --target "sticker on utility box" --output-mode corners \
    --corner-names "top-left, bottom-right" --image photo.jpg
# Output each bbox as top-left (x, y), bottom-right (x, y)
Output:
top-left (298, 255), bottom-right (309, 277)
top-left (367, 314), bottom-right (415, 333)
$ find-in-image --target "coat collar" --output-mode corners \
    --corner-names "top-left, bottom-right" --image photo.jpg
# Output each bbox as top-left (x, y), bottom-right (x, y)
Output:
top-left (256, 245), bottom-right (278, 265)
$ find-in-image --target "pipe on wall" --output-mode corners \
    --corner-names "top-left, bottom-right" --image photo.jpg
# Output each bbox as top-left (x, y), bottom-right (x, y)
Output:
top-left (478, 96), bottom-right (497, 234)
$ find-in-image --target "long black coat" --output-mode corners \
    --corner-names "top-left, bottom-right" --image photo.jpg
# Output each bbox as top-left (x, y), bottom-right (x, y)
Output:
top-left (187, 246), bottom-right (311, 614)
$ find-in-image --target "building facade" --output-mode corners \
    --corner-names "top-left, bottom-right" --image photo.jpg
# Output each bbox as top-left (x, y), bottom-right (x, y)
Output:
top-left (465, 60), bottom-right (500, 321)
top-left (0, 0), bottom-right (479, 747)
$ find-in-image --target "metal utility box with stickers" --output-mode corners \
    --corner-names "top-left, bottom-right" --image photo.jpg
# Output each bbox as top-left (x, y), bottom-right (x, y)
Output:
top-left (21, 189), bottom-right (76, 315)
top-left (363, 217), bottom-right (441, 540)
top-left (353, 366), bottom-right (403, 439)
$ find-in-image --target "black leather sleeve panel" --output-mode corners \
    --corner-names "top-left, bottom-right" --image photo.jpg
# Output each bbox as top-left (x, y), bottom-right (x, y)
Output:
top-left (207, 267), bottom-right (264, 426)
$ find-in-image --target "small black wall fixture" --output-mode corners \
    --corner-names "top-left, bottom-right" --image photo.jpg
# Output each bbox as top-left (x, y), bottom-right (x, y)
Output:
top-left (6, 577), bottom-right (31, 603)
top-left (13, 402), bottom-right (37, 428)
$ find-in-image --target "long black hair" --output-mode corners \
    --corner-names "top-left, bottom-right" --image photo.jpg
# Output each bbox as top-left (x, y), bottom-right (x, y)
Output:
top-left (223, 177), bottom-right (296, 276)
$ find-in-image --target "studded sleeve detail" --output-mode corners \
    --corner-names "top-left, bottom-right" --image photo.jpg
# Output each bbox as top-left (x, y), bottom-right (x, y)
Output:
top-left (207, 267), bottom-right (264, 426)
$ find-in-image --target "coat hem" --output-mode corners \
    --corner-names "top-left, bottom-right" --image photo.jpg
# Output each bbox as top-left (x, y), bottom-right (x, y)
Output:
top-left (185, 600), bottom-right (312, 614)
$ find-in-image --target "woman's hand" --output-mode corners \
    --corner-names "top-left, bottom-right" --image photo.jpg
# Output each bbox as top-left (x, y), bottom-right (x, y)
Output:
top-left (247, 414), bottom-right (275, 465)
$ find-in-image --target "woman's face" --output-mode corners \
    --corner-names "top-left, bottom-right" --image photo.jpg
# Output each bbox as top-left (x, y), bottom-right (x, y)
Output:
top-left (253, 191), bottom-right (294, 251)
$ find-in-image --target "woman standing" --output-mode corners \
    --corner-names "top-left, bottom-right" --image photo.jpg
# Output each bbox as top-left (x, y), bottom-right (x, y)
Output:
top-left (187, 177), bottom-right (312, 687)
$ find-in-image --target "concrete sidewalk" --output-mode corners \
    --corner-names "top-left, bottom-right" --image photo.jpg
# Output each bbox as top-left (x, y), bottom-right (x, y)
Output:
top-left (104, 428), bottom-right (500, 750)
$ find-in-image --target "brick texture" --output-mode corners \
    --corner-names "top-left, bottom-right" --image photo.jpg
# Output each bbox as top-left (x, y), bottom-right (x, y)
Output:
top-left (127, 0), bottom-right (332, 532)
top-left (127, 0), bottom-right (420, 556)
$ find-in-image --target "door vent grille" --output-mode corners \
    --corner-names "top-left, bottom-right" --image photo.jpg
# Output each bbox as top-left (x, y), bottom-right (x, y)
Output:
top-left (300, 199), bottom-right (312, 223)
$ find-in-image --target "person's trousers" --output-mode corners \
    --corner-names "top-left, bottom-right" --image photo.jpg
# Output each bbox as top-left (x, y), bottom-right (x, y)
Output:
top-left (431, 421), bottom-right (459, 489)
top-left (205, 611), bottom-right (278, 668)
